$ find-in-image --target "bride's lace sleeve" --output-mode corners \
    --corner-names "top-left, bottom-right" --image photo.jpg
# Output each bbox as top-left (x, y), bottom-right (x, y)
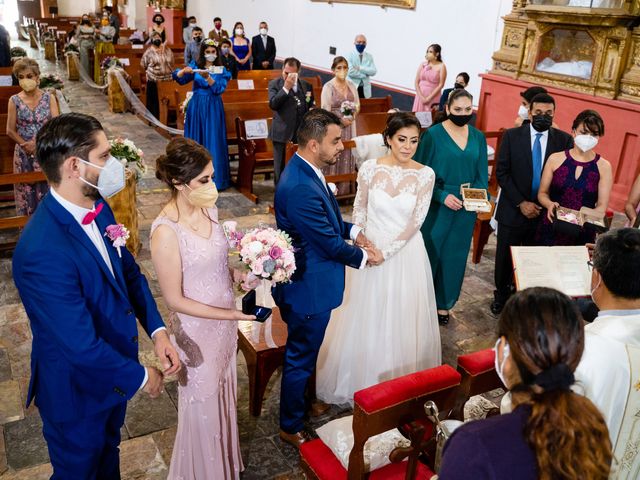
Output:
top-left (381, 167), bottom-right (435, 260)
top-left (352, 160), bottom-right (374, 229)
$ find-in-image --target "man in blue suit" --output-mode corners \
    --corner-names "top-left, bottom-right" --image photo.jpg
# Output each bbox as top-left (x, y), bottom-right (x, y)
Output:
top-left (12, 113), bottom-right (180, 479)
top-left (273, 109), bottom-right (383, 447)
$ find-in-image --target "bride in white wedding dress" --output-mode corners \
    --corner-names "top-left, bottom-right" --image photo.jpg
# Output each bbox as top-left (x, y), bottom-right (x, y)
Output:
top-left (316, 112), bottom-right (442, 405)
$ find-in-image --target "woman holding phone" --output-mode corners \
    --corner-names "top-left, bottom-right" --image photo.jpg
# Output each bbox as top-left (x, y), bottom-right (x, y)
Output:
top-left (151, 137), bottom-right (255, 479)
top-left (174, 39), bottom-right (232, 190)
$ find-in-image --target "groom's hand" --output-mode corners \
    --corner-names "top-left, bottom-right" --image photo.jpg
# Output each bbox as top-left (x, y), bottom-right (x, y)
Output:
top-left (153, 330), bottom-right (181, 375)
top-left (355, 231), bottom-right (372, 248)
top-left (143, 367), bottom-right (164, 398)
top-left (365, 246), bottom-right (384, 266)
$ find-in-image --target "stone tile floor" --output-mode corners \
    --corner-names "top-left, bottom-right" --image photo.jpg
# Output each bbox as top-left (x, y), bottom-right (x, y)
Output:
top-left (2, 41), bottom-right (626, 479)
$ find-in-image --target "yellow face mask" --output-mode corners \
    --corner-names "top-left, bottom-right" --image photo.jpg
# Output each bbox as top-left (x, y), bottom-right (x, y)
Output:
top-left (101, 19), bottom-right (109, 26)
top-left (185, 181), bottom-right (218, 208)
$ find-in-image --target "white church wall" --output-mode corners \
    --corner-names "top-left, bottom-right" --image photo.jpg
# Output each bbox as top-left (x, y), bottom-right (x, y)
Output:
top-left (57, 0), bottom-right (100, 17)
top-left (188, 0), bottom-right (512, 101)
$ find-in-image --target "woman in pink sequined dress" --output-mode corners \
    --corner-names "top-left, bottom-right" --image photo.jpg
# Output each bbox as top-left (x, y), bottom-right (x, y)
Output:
top-left (412, 44), bottom-right (447, 112)
top-left (150, 138), bottom-right (254, 480)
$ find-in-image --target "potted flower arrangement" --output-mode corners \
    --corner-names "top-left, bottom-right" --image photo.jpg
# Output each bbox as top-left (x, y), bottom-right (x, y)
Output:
top-left (340, 100), bottom-right (356, 120)
top-left (105, 138), bottom-right (146, 255)
top-left (39, 73), bottom-right (64, 90)
top-left (109, 138), bottom-right (146, 180)
top-left (10, 47), bottom-right (27, 62)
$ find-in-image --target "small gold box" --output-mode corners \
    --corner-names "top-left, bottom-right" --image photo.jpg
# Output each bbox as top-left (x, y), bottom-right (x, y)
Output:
top-left (460, 183), bottom-right (492, 213)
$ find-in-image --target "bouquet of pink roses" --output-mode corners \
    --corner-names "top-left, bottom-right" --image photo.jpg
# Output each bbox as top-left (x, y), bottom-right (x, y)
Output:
top-left (340, 100), bottom-right (356, 119)
top-left (223, 222), bottom-right (296, 284)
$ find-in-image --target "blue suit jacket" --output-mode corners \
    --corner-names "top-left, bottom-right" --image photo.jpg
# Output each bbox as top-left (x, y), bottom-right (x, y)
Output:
top-left (12, 193), bottom-right (165, 422)
top-left (272, 154), bottom-right (364, 315)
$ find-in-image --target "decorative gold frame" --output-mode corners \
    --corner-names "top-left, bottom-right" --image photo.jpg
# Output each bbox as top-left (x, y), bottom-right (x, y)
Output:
top-left (310, 0), bottom-right (416, 9)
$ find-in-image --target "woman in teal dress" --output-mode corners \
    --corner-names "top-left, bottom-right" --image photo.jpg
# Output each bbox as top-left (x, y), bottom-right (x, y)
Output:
top-left (173, 39), bottom-right (232, 190)
top-left (414, 89), bottom-right (487, 325)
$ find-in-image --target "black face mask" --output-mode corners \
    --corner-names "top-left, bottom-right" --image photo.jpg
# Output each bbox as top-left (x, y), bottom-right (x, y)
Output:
top-left (152, 39), bottom-right (162, 46)
top-left (531, 114), bottom-right (553, 132)
top-left (154, 19), bottom-right (163, 25)
top-left (454, 82), bottom-right (465, 90)
top-left (448, 113), bottom-right (472, 127)
top-left (193, 36), bottom-right (202, 43)
top-left (81, 19), bottom-right (90, 25)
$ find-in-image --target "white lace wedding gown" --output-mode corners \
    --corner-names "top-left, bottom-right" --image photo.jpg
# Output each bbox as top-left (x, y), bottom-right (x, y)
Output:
top-left (316, 159), bottom-right (442, 405)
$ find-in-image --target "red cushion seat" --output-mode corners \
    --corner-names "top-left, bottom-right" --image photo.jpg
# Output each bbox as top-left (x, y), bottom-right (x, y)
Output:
top-left (457, 348), bottom-right (495, 376)
top-left (354, 365), bottom-right (461, 414)
top-left (301, 439), bottom-right (436, 480)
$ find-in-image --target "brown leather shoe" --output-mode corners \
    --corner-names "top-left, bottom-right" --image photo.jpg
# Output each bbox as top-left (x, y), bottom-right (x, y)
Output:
top-left (308, 400), bottom-right (330, 417)
top-left (279, 429), bottom-right (309, 448)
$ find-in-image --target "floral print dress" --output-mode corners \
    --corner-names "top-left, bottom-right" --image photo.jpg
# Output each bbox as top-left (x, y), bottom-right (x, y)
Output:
top-left (12, 92), bottom-right (52, 216)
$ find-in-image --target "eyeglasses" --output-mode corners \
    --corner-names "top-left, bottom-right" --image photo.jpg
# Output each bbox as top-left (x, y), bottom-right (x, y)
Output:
top-left (587, 260), bottom-right (594, 272)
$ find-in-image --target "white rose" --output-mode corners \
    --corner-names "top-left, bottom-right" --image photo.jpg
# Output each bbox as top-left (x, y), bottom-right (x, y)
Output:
top-left (249, 241), bottom-right (264, 255)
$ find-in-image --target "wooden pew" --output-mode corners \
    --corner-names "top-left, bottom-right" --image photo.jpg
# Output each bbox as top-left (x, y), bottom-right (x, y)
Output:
top-left (237, 70), bottom-right (281, 81)
top-left (0, 67), bottom-right (13, 76)
top-left (359, 95), bottom-right (392, 114)
top-left (0, 87), bottom-right (23, 115)
top-left (0, 113), bottom-right (16, 175)
top-left (227, 76), bottom-right (322, 90)
top-left (236, 117), bottom-right (274, 203)
top-left (355, 112), bottom-right (390, 136)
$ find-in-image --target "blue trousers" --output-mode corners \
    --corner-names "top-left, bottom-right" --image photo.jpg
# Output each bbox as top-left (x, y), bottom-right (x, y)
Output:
top-left (41, 403), bottom-right (127, 480)
top-left (279, 307), bottom-right (331, 433)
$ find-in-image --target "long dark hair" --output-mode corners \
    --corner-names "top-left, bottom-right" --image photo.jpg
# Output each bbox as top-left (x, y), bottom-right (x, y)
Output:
top-left (156, 137), bottom-right (212, 197)
top-left (428, 43), bottom-right (442, 62)
top-left (196, 40), bottom-right (221, 69)
top-left (499, 288), bottom-right (612, 480)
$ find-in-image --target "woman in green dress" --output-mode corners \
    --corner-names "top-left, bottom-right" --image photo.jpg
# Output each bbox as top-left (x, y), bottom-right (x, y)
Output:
top-left (414, 89), bottom-right (487, 325)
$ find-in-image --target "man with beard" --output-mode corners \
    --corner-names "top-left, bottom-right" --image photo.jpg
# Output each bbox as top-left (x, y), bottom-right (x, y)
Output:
top-left (12, 113), bottom-right (181, 478)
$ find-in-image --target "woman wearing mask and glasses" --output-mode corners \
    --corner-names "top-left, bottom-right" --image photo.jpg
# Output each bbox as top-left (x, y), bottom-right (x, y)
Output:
top-left (536, 109), bottom-right (612, 246)
top-left (320, 56), bottom-right (360, 196)
top-left (439, 287), bottom-right (612, 480)
top-left (6, 58), bottom-right (59, 217)
top-left (230, 22), bottom-right (251, 71)
top-left (173, 39), bottom-right (232, 190)
top-left (414, 89), bottom-right (487, 326)
top-left (141, 30), bottom-right (174, 120)
top-left (151, 138), bottom-right (255, 480)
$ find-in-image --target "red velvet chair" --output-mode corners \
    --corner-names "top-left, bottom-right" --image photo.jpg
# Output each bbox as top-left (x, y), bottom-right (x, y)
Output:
top-left (450, 348), bottom-right (503, 421)
top-left (300, 365), bottom-right (461, 480)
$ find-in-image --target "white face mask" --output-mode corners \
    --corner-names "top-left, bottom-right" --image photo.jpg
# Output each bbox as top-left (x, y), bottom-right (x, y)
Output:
top-left (494, 337), bottom-right (511, 388)
top-left (591, 274), bottom-right (602, 302)
top-left (205, 53), bottom-right (217, 62)
top-left (518, 105), bottom-right (529, 120)
top-left (79, 156), bottom-right (126, 198)
top-left (235, 28), bottom-right (244, 36)
top-left (259, 28), bottom-right (268, 36)
top-left (574, 134), bottom-right (598, 153)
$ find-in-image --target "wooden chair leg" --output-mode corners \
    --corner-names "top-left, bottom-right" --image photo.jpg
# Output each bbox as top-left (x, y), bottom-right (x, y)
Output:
top-left (472, 219), bottom-right (493, 264)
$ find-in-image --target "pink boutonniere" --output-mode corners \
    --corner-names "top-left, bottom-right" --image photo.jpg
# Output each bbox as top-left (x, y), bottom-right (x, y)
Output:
top-left (105, 224), bottom-right (130, 258)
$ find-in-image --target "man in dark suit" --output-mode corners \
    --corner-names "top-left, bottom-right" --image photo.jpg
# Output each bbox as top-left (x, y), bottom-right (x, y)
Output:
top-left (491, 93), bottom-right (574, 314)
top-left (251, 21), bottom-right (276, 70)
top-left (273, 109), bottom-right (382, 447)
top-left (269, 57), bottom-right (315, 184)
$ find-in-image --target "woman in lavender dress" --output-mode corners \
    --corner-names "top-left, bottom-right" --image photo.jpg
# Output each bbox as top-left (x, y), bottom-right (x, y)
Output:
top-left (536, 110), bottom-right (612, 246)
top-left (6, 58), bottom-right (58, 216)
top-left (150, 138), bottom-right (255, 480)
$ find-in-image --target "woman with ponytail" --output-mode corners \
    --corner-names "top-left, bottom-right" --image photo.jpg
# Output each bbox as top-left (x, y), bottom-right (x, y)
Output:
top-left (439, 287), bottom-right (612, 480)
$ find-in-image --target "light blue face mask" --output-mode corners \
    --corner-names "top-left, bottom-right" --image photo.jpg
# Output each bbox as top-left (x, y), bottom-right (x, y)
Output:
top-left (79, 156), bottom-right (126, 198)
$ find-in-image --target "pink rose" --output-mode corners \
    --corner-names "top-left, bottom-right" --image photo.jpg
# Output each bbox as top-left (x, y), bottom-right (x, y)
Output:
top-left (269, 245), bottom-right (282, 259)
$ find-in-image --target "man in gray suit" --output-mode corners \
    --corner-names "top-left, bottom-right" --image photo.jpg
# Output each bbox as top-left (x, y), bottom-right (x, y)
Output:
top-left (269, 57), bottom-right (315, 184)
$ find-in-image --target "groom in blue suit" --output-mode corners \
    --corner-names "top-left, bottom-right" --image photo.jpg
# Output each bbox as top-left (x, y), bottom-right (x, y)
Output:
top-left (273, 109), bottom-right (383, 447)
top-left (12, 113), bottom-right (180, 479)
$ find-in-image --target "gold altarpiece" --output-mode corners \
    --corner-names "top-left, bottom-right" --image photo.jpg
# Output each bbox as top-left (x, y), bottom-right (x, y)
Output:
top-left (491, 0), bottom-right (640, 103)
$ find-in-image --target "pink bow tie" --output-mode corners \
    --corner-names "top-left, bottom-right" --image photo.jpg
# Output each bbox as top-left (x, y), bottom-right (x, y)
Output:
top-left (82, 202), bottom-right (104, 225)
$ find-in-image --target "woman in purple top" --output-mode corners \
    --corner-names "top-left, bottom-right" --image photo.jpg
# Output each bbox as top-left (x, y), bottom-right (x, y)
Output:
top-left (536, 110), bottom-right (612, 246)
top-left (439, 287), bottom-right (612, 480)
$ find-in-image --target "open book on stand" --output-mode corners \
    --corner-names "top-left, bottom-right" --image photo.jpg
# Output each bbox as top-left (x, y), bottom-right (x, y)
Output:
top-left (511, 246), bottom-right (591, 297)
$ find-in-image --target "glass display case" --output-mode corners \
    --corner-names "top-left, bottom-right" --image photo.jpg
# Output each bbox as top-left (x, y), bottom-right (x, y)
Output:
top-left (535, 29), bottom-right (596, 80)
top-left (490, 0), bottom-right (640, 102)
top-left (530, 0), bottom-right (625, 7)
